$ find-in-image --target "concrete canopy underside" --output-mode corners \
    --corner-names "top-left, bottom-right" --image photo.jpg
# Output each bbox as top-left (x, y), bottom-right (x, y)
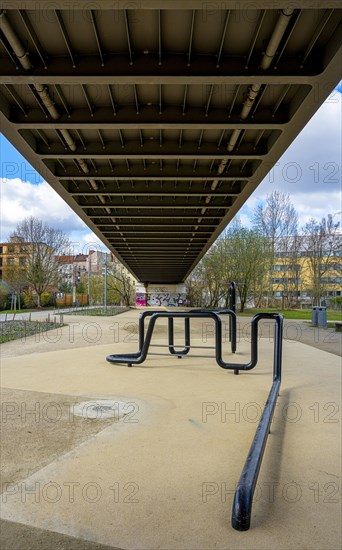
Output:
top-left (0, 2), bottom-right (341, 283)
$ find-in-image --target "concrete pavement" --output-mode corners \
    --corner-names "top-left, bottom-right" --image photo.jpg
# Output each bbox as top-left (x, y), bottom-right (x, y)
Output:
top-left (0, 310), bottom-right (341, 549)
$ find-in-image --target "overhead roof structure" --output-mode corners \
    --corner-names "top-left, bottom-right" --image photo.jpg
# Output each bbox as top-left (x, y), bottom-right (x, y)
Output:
top-left (0, 1), bottom-right (341, 283)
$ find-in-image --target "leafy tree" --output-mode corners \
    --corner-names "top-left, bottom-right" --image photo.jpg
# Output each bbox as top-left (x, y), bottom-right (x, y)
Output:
top-left (89, 273), bottom-right (103, 305)
top-left (58, 281), bottom-right (72, 294)
top-left (0, 283), bottom-right (10, 310)
top-left (11, 217), bottom-right (69, 307)
top-left (222, 222), bottom-right (271, 312)
top-left (3, 264), bottom-right (27, 310)
top-left (186, 220), bottom-right (271, 311)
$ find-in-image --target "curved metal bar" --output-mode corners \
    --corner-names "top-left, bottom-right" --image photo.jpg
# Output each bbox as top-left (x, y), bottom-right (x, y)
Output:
top-left (232, 314), bottom-right (283, 531)
top-left (106, 311), bottom-right (223, 366)
top-left (138, 310), bottom-right (190, 357)
top-left (106, 309), bottom-right (284, 532)
top-left (168, 317), bottom-right (191, 356)
top-left (189, 308), bottom-right (237, 354)
top-left (138, 311), bottom-right (157, 351)
top-left (216, 312), bottom-right (280, 371)
top-left (107, 311), bottom-right (280, 376)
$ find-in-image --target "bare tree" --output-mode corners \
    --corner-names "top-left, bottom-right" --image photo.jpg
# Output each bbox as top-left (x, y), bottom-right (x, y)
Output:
top-left (11, 217), bottom-right (70, 307)
top-left (185, 265), bottom-right (207, 308)
top-left (106, 262), bottom-right (135, 306)
top-left (272, 234), bottom-right (302, 308)
top-left (253, 190), bottom-right (298, 244)
top-left (253, 191), bottom-right (298, 305)
top-left (301, 215), bottom-right (341, 305)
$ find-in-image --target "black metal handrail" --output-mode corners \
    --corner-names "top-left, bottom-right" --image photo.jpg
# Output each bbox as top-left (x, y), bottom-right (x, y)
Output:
top-left (232, 313), bottom-right (283, 530)
top-left (189, 308), bottom-right (237, 355)
top-left (107, 310), bottom-right (283, 531)
top-left (138, 309), bottom-right (236, 358)
top-left (106, 311), bottom-right (278, 376)
top-left (229, 281), bottom-right (236, 345)
top-left (107, 311), bottom-right (225, 366)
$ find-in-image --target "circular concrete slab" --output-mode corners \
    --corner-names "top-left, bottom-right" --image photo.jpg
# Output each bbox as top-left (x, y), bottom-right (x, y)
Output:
top-left (72, 400), bottom-right (134, 420)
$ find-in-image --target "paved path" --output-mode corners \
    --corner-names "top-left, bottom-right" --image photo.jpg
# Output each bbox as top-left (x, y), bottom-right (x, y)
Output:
top-left (0, 310), bottom-right (341, 549)
top-left (1, 310), bottom-right (341, 357)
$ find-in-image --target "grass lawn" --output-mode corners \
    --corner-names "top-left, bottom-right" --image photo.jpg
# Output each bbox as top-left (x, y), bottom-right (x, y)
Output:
top-left (0, 306), bottom-right (56, 314)
top-left (237, 308), bottom-right (342, 321)
top-left (65, 306), bottom-right (129, 316)
top-left (0, 320), bottom-right (64, 344)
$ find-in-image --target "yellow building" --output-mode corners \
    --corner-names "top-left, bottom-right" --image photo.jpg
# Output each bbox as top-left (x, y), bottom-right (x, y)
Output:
top-left (271, 238), bottom-right (342, 306)
top-left (0, 237), bottom-right (29, 281)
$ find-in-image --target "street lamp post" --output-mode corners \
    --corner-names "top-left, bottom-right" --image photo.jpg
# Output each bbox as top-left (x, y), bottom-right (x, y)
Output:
top-left (88, 257), bottom-right (91, 306)
top-left (103, 254), bottom-right (108, 313)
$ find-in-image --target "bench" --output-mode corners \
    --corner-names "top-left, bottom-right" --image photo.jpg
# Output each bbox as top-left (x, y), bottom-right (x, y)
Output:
top-left (335, 321), bottom-right (342, 332)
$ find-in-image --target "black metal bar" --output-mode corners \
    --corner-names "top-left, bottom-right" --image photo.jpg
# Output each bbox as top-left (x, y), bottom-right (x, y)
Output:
top-left (106, 311), bottom-right (223, 366)
top-left (229, 282), bottom-right (237, 372)
top-left (106, 310), bottom-right (283, 529)
top-left (232, 314), bottom-right (283, 531)
top-left (149, 344), bottom-right (216, 350)
top-left (107, 311), bottom-right (280, 374)
top-left (107, 310), bottom-right (237, 368)
top-left (168, 317), bottom-right (191, 356)
top-left (190, 308), bottom-right (236, 355)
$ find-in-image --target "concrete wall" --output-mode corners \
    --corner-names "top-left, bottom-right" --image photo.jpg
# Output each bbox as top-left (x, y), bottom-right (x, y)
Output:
top-left (136, 284), bottom-right (187, 307)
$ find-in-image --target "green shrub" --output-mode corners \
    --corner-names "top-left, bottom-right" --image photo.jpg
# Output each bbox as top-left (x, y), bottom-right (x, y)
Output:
top-left (0, 287), bottom-right (10, 310)
top-left (327, 296), bottom-right (342, 310)
top-left (22, 291), bottom-right (36, 308)
top-left (41, 292), bottom-right (52, 307)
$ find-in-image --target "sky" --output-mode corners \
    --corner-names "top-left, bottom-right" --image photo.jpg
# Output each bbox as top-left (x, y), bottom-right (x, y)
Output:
top-left (0, 86), bottom-right (341, 254)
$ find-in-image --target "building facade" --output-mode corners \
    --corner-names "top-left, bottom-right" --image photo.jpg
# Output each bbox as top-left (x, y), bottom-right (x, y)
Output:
top-left (136, 283), bottom-right (187, 307)
top-left (271, 237), bottom-right (342, 306)
top-left (0, 236), bottom-right (29, 281)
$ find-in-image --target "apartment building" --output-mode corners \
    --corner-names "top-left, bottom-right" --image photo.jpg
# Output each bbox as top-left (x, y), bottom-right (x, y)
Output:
top-left (56, 250), bottom-right (115, 288)
top-left (271, 237), bottom-right (342, 305)
top-left (0, 236), bottom-right (29, 281)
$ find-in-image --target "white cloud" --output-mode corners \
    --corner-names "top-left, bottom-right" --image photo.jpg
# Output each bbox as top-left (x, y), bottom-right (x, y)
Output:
top-left (69, 231), bottom-right (109, 255)
top-left (0, 178), bottom-right (109, 251)
top-left (239, 190), bottom-right (341, 230)
top-left (233, 93), bottom-right (342, 228)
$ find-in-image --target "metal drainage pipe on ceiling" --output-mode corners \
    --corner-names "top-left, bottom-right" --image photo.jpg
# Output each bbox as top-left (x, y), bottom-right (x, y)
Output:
top-left (214, 8), bottom-right (295, 196)
top-left (0, 10), bottom-right (107, 205)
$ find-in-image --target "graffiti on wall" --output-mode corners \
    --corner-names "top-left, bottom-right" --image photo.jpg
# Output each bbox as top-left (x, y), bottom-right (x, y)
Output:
top-left (136, 293), bottom-right (147, 307)
top-left (147, 293), bottom-right (187, 307)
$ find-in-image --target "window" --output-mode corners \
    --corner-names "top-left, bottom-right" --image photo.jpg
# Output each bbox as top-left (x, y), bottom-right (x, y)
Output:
top-left (273, 264), bottom-right (301, 272)
top-left (8, 245), bottom-right (14, 253)
top-left (272, 277), bottom-right (300, 285)
top-left (19, 257), bottom-right (26, 266)
top-left (21, 245), bottom-right (27, 252)
top-left (7, 258), bottom-right (14, 265)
